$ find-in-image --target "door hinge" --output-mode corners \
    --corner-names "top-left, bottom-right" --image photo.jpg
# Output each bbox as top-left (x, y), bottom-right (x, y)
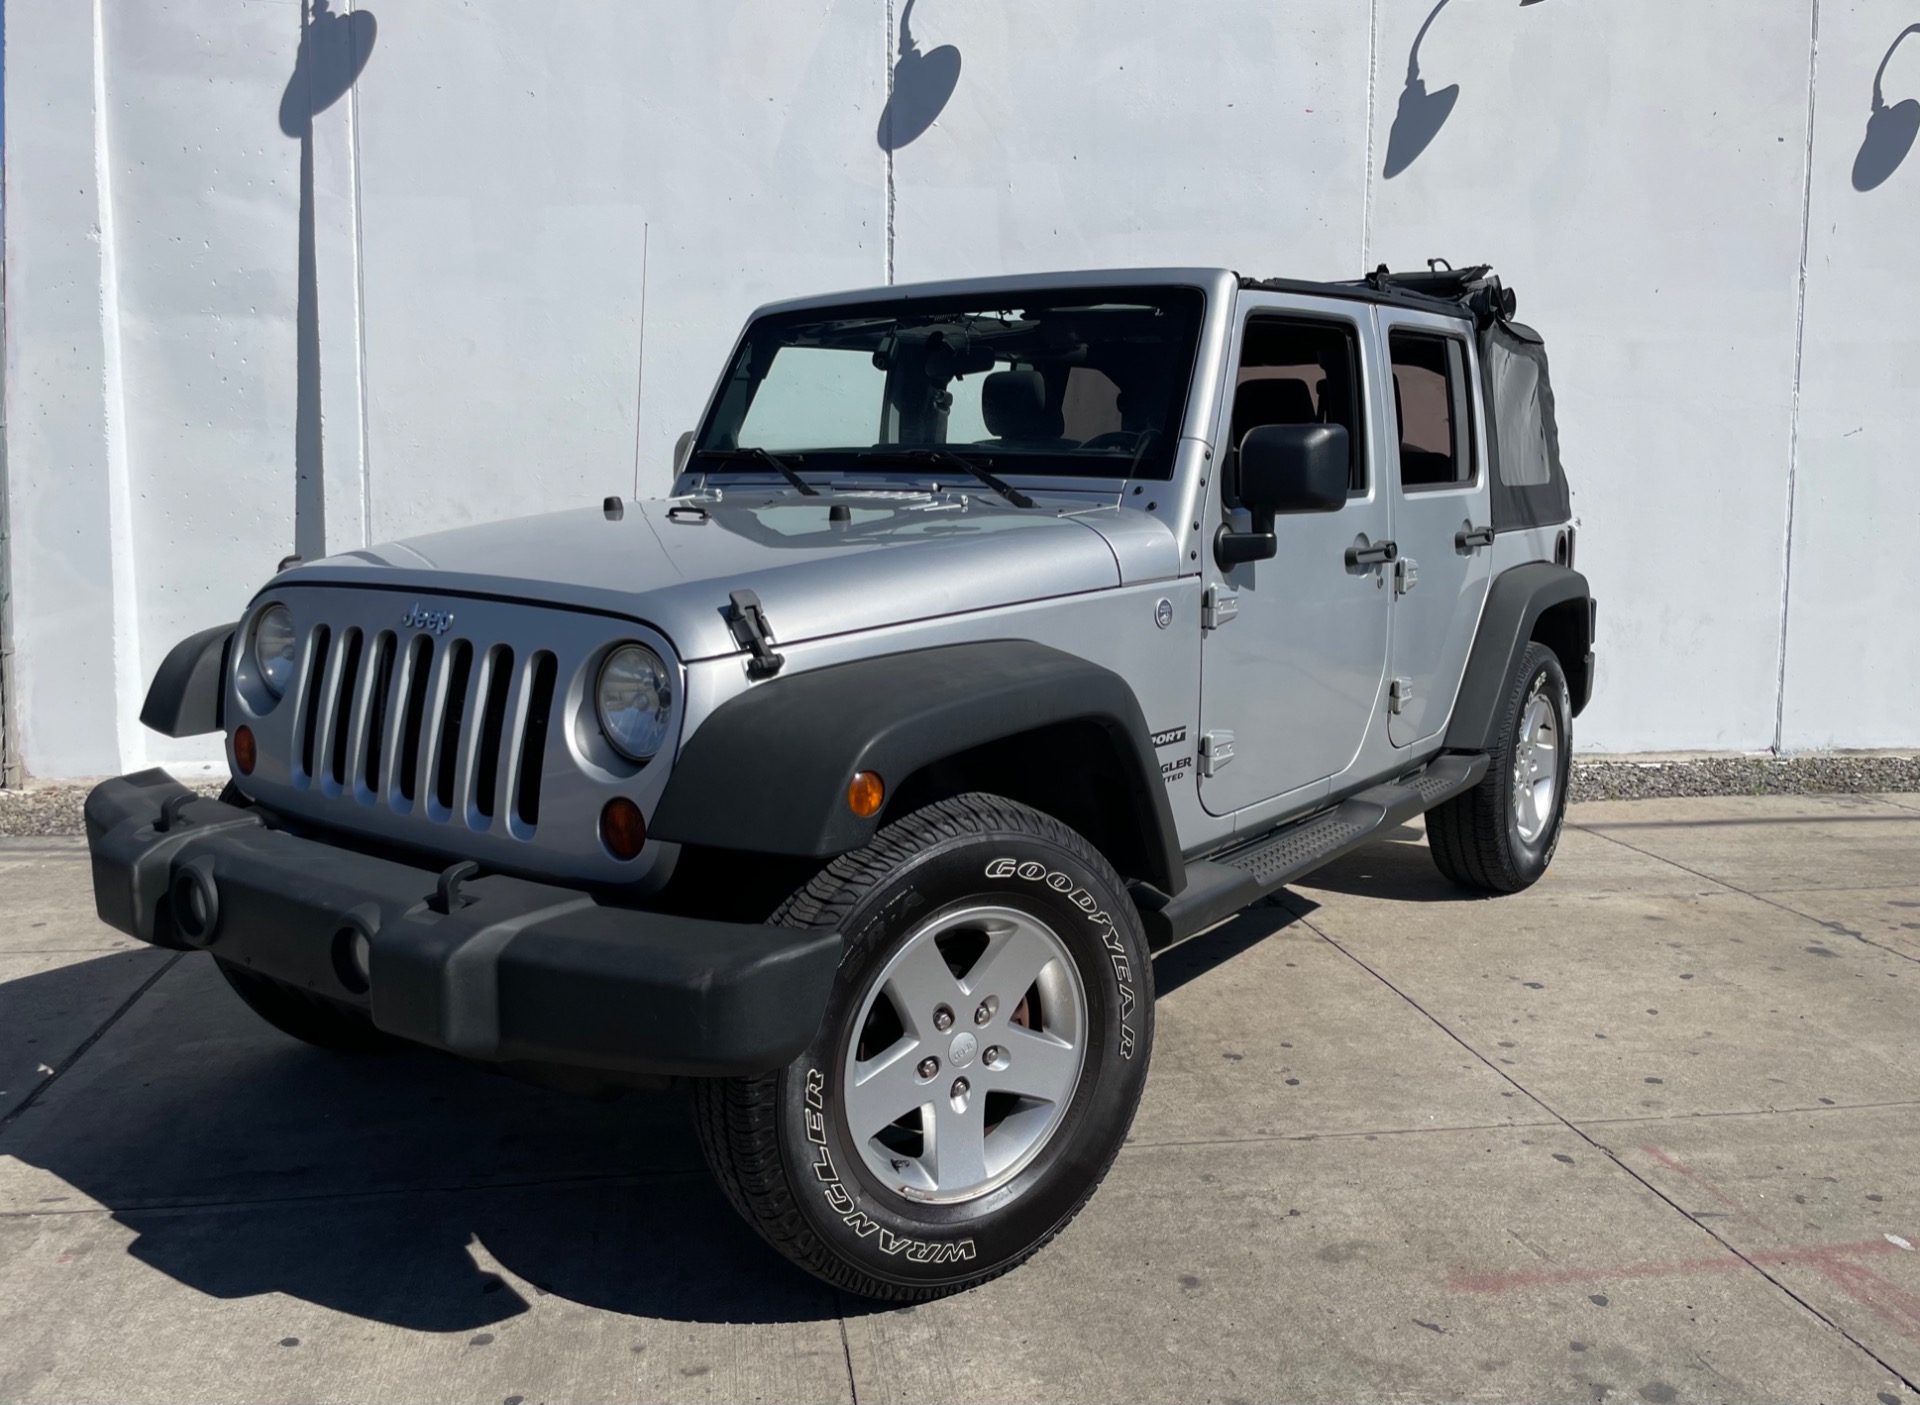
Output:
top-left (726, 589), bottom-right (785, 679)
top-left (1202, 585), bottom-right (1239, 631)
top-left (1394, 556), bottom-right (1420, 596)
top-left (1389, 677), bottom-right (1415, 715)
top-left (1199, 730), bottom-right (1236, 777)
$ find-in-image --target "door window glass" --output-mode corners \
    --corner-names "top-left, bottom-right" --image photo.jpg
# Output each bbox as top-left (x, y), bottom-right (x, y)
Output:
top-left (1231, 318), bottom-right (1366, 491)
top-left (1389, 332), bottom-right (1474, 489)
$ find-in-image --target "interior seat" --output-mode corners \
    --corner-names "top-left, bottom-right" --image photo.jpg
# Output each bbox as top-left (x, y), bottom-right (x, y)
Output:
top-left (1230, 377), bottom-right (1317, 449)
top-left (980, 369), bottom-right (1072, 447)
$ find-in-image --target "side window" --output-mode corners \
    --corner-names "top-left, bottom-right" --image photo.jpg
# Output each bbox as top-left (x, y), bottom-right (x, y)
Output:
top-left (1486, 338), bottom-right (1551, 486)
top-left (1231, 317), bottom-right (1366, 492)
top-left (1388, 332), bottom-right (1474, 490)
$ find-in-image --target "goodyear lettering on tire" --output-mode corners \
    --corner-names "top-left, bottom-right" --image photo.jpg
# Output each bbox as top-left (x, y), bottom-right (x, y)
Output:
top-left (983, 857), bottom-right (1139, 1060)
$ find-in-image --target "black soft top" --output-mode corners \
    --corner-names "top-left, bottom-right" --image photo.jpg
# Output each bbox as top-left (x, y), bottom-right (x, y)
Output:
top-left (1238, 263), bottom-right (1571, 531)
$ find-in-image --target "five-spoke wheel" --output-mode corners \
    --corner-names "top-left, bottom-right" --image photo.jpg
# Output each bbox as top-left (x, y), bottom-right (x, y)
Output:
top-left (845, 905), bottom-right (1087, 1203)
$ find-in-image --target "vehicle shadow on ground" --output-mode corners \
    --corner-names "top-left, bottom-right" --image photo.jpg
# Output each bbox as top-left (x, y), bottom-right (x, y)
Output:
top-left (1153, 896), bottom-right (1314, 998)
top-left (0, 955), bottom-right (858, 1331)
top-left (1286, 826), bottom-right (1493, 905)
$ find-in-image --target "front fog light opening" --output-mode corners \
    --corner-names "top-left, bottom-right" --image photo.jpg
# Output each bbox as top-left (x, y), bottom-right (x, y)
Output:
top-left (332, 925), bottom-right (373, 995)
top-left (170, 860), bottom-right (221, 947)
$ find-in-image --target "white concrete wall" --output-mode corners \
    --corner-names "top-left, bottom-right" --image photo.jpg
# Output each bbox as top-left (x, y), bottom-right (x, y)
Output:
top-left (3, 0), bottom-right (1918, 778)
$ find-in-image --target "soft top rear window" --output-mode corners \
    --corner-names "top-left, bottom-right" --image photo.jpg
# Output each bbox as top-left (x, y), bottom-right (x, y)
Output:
top-left (695, 286), bottom-right (1207, 482)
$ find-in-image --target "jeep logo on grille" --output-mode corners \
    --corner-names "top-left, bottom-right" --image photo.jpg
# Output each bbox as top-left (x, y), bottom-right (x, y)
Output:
top-left (402, 604), bottom-right (455, 635)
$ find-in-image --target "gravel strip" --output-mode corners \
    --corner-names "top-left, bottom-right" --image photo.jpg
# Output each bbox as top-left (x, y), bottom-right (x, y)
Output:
top-left (4, 755), bottom-right (1918, 838)
top-left (1569, 754), bottom-right (1920, 803)
top-left (0, 780), bottom-right (225, 839)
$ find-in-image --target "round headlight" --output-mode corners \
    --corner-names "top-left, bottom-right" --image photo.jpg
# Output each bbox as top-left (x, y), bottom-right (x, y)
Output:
top-left (252, 604), bottom-right (298, 699)
top-left (596, 644), bottom-right (674, 761)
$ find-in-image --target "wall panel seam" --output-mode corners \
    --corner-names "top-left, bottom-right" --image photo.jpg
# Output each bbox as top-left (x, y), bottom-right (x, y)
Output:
top-left (1776, 0), bottom-right (1822, 754)
top-left (92, 0), bottom-right (143, 771)
top-left (349, 1), bottom-right (373, 548)
top-left (1361, 0), bottom-right (1382, 269)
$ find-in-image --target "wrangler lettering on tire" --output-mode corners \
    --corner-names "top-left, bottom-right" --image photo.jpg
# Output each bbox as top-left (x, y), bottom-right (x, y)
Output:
top-left (692, 794), bottom-right (1155, 1300)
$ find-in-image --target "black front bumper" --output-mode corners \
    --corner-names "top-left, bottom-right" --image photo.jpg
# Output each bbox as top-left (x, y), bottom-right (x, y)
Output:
top-left (84, 771), bottom-right (841, 1078)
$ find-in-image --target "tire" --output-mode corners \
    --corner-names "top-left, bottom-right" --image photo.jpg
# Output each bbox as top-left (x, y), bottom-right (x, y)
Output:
top-left (692, 793), bottom-right (1155, 1301)
top-left (1427, 641), bottom-right (1572, 894)
top-left (215, 959), bottom-right (408, 1054)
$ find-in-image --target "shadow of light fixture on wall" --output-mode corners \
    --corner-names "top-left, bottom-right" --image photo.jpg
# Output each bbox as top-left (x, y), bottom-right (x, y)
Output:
top-left (1384, 0), bottom-right (1549, 181)
top-left (278, 0), bottom-right (378, 562)
top-left (878, 0), bottom-right (963, 153)
top-left (1854, 25), bottom-right (1920, 192)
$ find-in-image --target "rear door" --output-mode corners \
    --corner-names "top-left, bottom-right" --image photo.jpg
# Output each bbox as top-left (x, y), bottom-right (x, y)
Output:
top-left (1196, 292), bottom-right (1393, 816)
top-left (1378, 309), bottom-right (1494, 747)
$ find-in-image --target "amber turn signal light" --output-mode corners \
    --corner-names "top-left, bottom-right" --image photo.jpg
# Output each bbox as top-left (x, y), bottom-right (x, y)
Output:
top-left (233, 725), bottom-right (257, 775)
top-left (847, 771), bottom-right (885, 818)
top-left (600, 797), bottom-right (647, 861)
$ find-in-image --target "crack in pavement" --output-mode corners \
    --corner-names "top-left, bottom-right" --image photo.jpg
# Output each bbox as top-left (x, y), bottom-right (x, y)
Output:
top-left (1572, 821), bottom-right (1920, 968)
top-left (1276, 891), bottom-right (1920, 1396)
top-left (0, 952), bottom-right (182, 1133)
top-left (0, 1166), bottom-right (713, 1221)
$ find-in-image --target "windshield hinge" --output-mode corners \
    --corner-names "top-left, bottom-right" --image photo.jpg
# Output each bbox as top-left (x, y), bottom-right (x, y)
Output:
top-left (726, 590), bottom-right (786, 680)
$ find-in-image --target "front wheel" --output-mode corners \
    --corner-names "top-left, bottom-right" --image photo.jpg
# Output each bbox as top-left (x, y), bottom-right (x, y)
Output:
top-left (1427, 640), bottom-right (1572, 894)
top-left (692, 794), bottom-right (1154, 1300)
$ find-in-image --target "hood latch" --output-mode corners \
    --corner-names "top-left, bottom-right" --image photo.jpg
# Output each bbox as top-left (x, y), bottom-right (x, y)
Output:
top-left (726, 590), bottom-right (786, 680)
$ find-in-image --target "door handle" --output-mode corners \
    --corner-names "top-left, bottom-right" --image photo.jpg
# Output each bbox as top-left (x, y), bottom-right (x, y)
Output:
top-left (1455, 524), bottom-right (1495, 551)
top-left (1346, 539), bottom-right (1399, 568)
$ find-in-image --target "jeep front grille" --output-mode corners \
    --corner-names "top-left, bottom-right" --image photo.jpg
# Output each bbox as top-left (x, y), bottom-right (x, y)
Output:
top-left (288, 624), bottom-right (559, 836)
top-left (234, 585), bottom-right (681, 885)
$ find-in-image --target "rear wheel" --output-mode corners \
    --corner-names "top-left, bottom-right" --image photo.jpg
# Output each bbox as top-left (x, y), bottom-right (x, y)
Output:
top-left (215, 959), bottom-right (406, 1054)
top-left (692, 794), bottom-right (1154, 1300)
top-left (1427, 641), bottom-right (1571, 893)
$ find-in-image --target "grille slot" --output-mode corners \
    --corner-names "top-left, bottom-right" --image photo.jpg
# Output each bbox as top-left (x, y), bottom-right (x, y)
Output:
top-left (433, 640), bottom-right (475, 815)
top-left (472, 646), bottom-right (516, 822)
top-left (397, 635), bottom-right (433, 804)
top-left (296, 625), bottom-right (332, 782)
top-left (327, 629), bottom-right (364, 789)
top-left (515, 652), bottom-right (558, 829)
top-left (362, 632), bottom-right (397, 797)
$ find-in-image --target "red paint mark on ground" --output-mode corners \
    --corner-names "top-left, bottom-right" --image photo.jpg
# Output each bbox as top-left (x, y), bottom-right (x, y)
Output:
top-left (1448, 1146), bottom-right (1920, 1339)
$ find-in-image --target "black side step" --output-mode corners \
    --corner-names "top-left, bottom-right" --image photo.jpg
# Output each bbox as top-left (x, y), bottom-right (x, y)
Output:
top-left (1136, 754), bottom-right (1489, 950)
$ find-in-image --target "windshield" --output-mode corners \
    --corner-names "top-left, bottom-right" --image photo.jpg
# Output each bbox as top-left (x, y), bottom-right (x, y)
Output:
top-left (694, 285), bottom-right (1206, 482)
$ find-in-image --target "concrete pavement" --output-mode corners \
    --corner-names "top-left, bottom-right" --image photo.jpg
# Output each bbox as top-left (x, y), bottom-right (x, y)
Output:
top-left (3, 796), bottom-right (1919, 1403)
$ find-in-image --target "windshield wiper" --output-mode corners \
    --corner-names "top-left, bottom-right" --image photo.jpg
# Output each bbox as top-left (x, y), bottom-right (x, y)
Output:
top-left (855, 449), bottom-right (1037, 509)
top-left (696, 447), bottom-right (819, 497)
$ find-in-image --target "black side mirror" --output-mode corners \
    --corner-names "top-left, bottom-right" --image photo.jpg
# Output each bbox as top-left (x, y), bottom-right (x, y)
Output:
top-left (1215, 424), bottom-right (1350, 567)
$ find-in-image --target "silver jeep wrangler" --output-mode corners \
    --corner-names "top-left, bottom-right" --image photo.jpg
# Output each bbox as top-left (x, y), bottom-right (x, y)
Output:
top-left (87, 264), bottom-right (1594, 1299)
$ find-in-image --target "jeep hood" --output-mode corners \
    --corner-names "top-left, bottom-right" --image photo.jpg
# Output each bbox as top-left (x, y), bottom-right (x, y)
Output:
top-left (287, 492), bottom-right (1176, 661)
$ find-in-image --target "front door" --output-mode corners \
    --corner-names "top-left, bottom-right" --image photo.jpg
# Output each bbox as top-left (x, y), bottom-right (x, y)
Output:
top-left (1197, 294), bottom-right (1393, 816)
top-left (1379, 310), bottom-right (1495, 747)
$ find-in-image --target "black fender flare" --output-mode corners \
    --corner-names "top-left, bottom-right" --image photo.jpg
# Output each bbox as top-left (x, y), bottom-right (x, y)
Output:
top-left (650, 640), bottom-right (1185, 895)
top-left (140, 623), bottom-right (235, 738)
top-left (1446, 563), bottom-right (1594, 752)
